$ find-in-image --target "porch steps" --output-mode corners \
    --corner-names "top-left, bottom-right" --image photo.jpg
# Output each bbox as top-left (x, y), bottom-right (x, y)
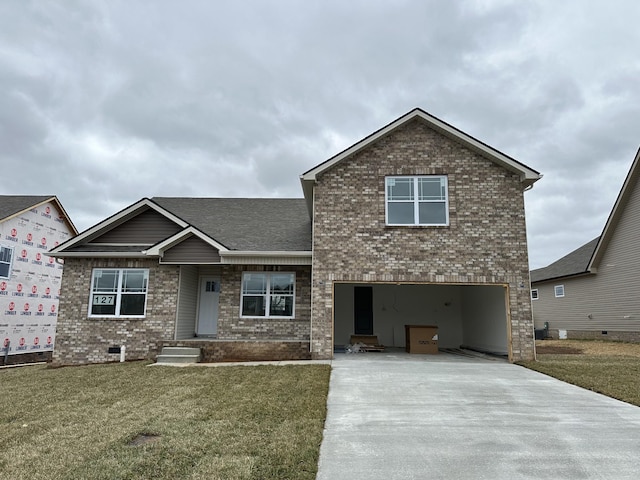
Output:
top-left (156, 347), bottom-right (201, 364)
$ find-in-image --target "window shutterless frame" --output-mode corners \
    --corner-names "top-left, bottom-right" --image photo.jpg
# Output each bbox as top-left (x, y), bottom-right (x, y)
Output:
top-left (0, 245), bottom-right (14, 279)
top-left (554, 285), bottom-right (565, 298)
top-left (531, 289), bottom-right (539, 300)
top-left (240, 272), bottom-right (295, 318)
top-left (385, 175), bottom-right (449, 226)
top-left (89, 268), bottom-right (149, 318)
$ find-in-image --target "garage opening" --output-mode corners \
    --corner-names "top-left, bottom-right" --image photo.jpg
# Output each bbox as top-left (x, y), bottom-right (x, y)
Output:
top-left (334, 283), bottom-right (509, 357)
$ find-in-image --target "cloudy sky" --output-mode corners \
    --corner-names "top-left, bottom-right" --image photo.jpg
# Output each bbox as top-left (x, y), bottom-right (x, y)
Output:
top-left (1, 0), bottom-right (638, 269)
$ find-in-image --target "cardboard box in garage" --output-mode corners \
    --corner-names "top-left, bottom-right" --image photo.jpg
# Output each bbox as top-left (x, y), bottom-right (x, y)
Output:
top-left (405, 325), bottom-right (438, 354)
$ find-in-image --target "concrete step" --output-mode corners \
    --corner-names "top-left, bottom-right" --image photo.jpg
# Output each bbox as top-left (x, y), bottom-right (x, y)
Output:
top-left (160, 347), bottom-right (201, 357)
top-left (156, 354), bottom-right (200, 364)
top-left (156, 346), bottom-right (201, 364)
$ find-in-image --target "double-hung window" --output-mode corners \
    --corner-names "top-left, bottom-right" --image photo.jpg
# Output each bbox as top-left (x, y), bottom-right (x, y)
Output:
top-left (386, 176), bottom-right (449, 226)
top-left (90, 268), bottom-right (149, 317)
top-left (241, 272), bottom-right (295, 318)
top-left (0, 245), bottom-right (13, 279)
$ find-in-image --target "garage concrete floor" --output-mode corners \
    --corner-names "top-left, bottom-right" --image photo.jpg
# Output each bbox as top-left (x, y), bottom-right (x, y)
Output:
top-left (316, 350), bottom-right (640, 480)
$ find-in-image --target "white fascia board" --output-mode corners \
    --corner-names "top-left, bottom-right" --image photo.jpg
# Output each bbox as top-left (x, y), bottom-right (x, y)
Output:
top-left (144, 226), bottom-right (228, 256)
top-left (300, 108), bottom-right (541, 186)
top-left (222, 250), bottom-right (312, 257)
top-left (49, 198), bottom-right (189, 254)
top-left (44, 252), bottom-right (148, 258)
top-left (221, 251), bottom-right (312, 265)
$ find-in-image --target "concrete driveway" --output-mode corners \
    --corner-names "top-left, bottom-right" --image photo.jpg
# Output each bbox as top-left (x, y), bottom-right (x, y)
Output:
top-left (316, 350), bottom-right (640, 480)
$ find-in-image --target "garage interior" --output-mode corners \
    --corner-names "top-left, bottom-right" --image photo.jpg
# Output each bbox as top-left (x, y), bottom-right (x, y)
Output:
top-left (333, 283), bottom-right (509, 356)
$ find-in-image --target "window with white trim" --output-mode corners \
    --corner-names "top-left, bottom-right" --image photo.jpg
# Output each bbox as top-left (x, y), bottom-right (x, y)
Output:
top-left (385, 176), bottom-right (449, 225)
top-left (241, 272), bottom-right (295, 318)
top-left (531, 289), bottom-right (539, 300)
top-left (0, 245), bottom-right (13, 279)
top-left (554, 285), bottom-right (565, 298)
top-left (89, 268), bottom-right (149, 317)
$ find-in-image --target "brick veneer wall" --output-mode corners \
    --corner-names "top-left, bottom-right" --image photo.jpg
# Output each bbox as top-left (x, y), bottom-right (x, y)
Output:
top-left (217, 265), bottom-right (312, 341)
top-left (162, 340), bottom-right (311, 362)
top-left (310, 119), bottom-right (536, 362)
top-left (52, 258), bottom-right (179, 366)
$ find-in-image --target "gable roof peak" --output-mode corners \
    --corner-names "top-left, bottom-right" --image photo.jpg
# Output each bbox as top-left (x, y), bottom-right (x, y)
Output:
top-left (300, 107), bottom-right (541, 215)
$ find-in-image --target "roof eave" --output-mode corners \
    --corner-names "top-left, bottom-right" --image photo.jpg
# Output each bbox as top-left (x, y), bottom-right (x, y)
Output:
top-left (301, 108), bottom-right (541, 183)
top-left (47, 252), bottom-right (149, 259)
top-left (531, 270), bottom-right (594, 285)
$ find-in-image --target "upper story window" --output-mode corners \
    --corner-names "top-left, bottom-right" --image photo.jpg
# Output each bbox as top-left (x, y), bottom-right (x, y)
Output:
top-left (554, 285), bottom-right (565, 298)
top-left (385, 176), bottom-right (449, 226)
top-left (241, 272), bottom-right (295, 318)
top-left (0, 245), bottom-right (14, 279)
top-left (89, 268), bottom-right (149, 317)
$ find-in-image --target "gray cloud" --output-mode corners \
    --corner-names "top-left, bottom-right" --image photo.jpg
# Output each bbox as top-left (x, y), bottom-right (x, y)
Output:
top-left (1, 0), bottom-right (639, 270)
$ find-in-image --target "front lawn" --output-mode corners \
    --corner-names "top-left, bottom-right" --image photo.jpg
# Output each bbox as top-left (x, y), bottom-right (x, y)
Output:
top-left (519, 339), bottom-right (640, 407)
top-left (0, 361), bottom-right (331, 480)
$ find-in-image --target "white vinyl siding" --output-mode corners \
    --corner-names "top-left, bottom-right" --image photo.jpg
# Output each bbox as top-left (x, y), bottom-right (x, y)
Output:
top-left (175, 265), bottom-right (198, 339)
top-left (386, 176), bottom-right (449, 226)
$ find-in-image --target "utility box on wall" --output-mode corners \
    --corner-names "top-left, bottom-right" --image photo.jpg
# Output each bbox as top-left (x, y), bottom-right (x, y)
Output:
top-left (405, 325), bottom-right (438, 354)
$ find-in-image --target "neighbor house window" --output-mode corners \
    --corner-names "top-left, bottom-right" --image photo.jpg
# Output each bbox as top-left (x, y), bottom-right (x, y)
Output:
top-left (0, 245), bottom-right (13, 279)
top-left (385, 176), bottom-right (449, 225)
top-left (241, 272), bottom-right (295, 318)
top-left (89, 268), bottom-right (149, 317)
top-left (531, 289), bottom-right (539, 300)
top-left (554, 285), bottom-right (565, 298)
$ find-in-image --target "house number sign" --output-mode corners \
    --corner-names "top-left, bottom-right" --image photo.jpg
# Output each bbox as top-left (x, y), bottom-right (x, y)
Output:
top-left (92, 295), bottom-right (115, 305)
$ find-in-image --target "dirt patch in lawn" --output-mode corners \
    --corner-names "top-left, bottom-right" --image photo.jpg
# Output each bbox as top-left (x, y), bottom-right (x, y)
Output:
top-left (535, 344), bottom-right (583, 355)
top-left (129, 433), bottom-right (161, 447)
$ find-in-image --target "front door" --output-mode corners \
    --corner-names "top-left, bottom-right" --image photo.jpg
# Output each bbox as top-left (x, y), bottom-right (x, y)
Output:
top-left (197, 276), bottom-right (220, 336)
top-left (354, 286), bottom-right (373, 335)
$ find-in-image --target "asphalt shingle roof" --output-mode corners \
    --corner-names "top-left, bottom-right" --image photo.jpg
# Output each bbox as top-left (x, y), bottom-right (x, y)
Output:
top-left (0, 195), bottom-right (53, 222)
top-left (151, 197), bottom-right (312, 251)
top-left (530, 237), bottom-right (599, 283)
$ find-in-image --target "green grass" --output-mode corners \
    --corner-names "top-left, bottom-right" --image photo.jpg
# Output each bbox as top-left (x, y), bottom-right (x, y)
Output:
top-left (0, 361), bottom-right (331, 480)
top-left (519, 341), bottom-right (640, 407)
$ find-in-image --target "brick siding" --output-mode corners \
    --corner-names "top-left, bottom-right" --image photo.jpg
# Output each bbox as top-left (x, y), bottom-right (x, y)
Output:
top-left (162, 340), bottom-right (311, 362)
top-left (52, 258), bottom-right (179, 366)
top-left (217, 265), bottom-right (311, 341)
top-left (310, 119), bottom-right (535, 361)
top-left (52, 261), bottom-right (312, 365)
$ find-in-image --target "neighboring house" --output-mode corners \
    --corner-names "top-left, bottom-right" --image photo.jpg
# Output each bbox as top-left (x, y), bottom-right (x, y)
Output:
top-left (0, 196), bottom-right (77, 365)
top-left (49, 108), bottom-right (541, 365)
top-left (531, 148), bottom-right (640, 342)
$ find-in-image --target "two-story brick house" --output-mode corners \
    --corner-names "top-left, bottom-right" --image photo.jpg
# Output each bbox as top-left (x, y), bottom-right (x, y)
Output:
top-left (49, 108), bottom-right (541, 365)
